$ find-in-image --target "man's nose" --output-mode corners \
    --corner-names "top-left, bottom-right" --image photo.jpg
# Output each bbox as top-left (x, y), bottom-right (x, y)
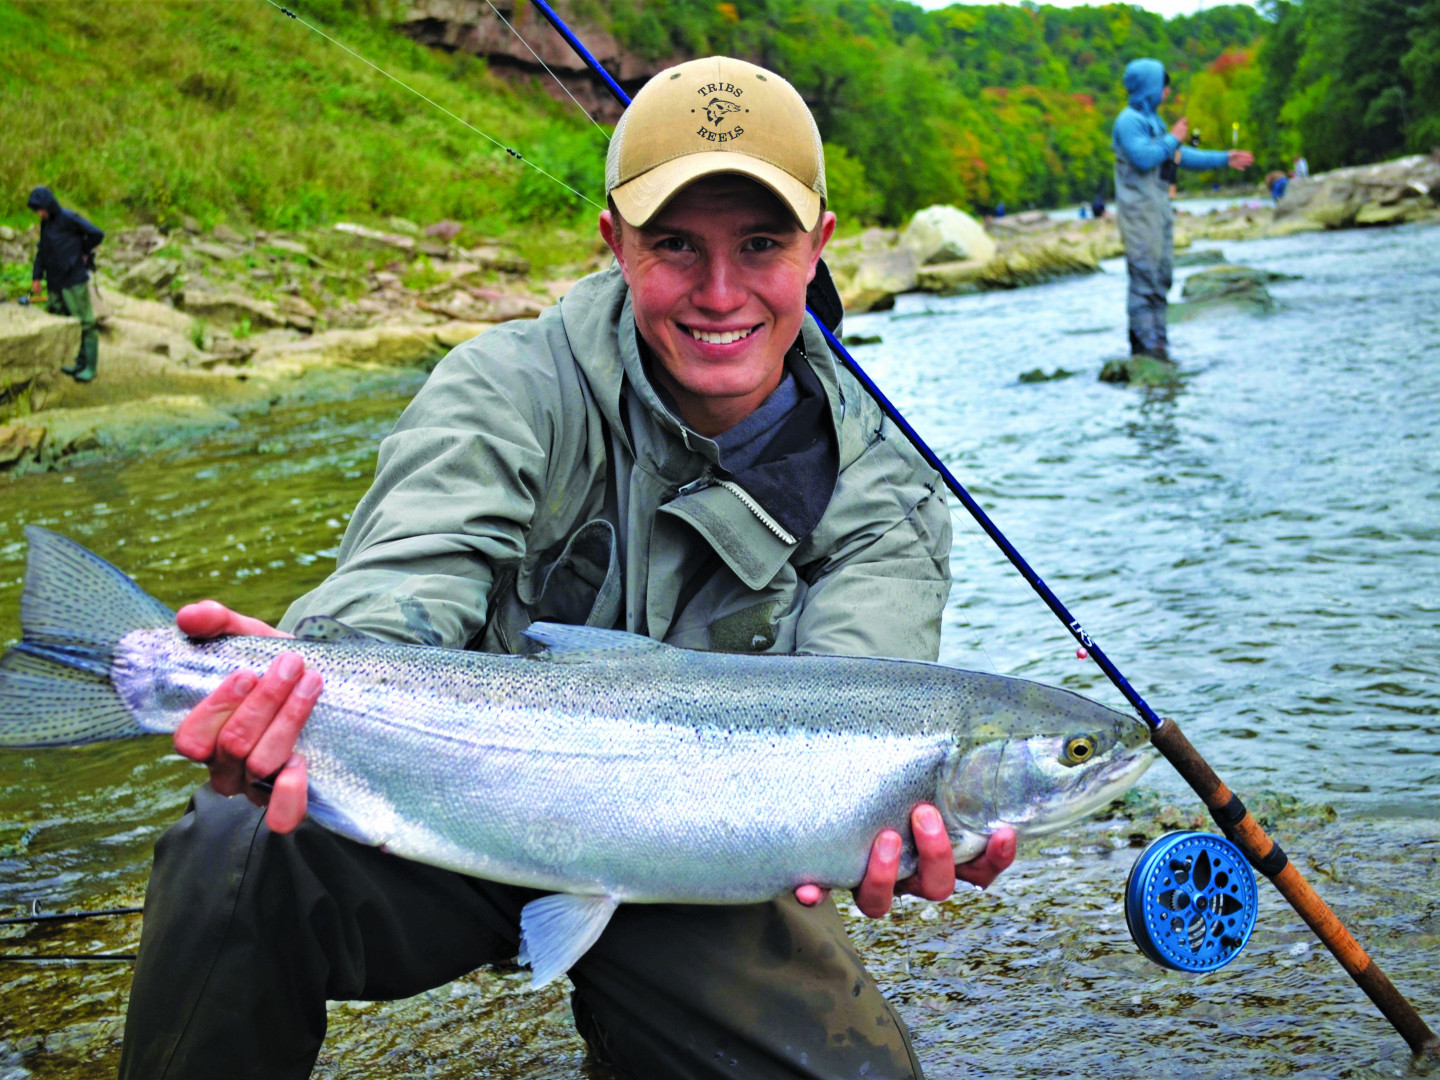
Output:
top-left (691, 254), bottom-right (747, 313)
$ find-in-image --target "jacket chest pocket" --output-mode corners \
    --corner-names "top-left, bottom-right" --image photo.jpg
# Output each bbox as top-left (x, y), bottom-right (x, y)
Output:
top-left (664, 559), bottom-right (809, 654)
top-left (480, 518), bottom-right (622, 653)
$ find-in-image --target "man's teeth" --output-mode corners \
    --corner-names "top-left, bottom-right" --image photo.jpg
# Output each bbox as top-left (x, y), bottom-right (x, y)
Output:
top-left (688, 326), bottom-right (755, 345)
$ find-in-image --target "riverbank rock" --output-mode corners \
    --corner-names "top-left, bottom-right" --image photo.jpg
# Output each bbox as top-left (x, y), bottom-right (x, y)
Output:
top-left (250, 320), bottom-right (492, 376)
top-left (1274, 154), bottom-right (1440, 230)
top-left (827, 238), bottom-right (918, 313)
top-left (977, 238), bottom-right (1099, 289)
top-left (179, 290), bottom-right (285, 331)
top-left (0, 422), bottom-right (46, 467)
top-left (901, 205), bottom-right (997, 267)
top-left (915, 258), bottom-right (987, 293)
top-left (0, 304), bottom-right (80, 390)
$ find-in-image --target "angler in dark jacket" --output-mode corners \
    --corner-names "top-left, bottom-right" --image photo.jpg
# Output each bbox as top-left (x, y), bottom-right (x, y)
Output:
top-left (28, 186), bottom-right (105, 382)
top-left (1112, 60), bottom-right (1252, 361)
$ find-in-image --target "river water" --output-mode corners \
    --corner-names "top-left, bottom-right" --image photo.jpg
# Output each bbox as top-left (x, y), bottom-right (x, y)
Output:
top-left (1, 224), bottom-right (1437, 1078)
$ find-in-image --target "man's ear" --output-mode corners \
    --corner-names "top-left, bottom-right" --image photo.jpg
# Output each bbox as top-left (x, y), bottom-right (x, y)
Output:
top-left (598, 210), bottom-right (630, 283)
top-left (805, 211), bottom-right (838, 285)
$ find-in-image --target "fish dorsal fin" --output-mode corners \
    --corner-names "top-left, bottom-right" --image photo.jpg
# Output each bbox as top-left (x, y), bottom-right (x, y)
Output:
top-left (292, 616), bottom-right (374, 644)
top-left (517, 893), bottom-right (619, 988)
top-left (522, 622), bottom-right (671, 662)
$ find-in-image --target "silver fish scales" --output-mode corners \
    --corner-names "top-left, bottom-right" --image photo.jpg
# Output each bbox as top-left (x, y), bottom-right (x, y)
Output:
top-left (1, 527), bottom-right (1154, 984)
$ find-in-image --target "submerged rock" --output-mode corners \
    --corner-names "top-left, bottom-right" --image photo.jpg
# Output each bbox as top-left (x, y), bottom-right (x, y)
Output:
top-left (1173, 248), bottom-right (1226, 268)
top-left (1018, 367), bottom-right (1075, 383)
top-left (1099, 355), bottom-right (1180, 386)
top-left (1174, 264), bottom-right (1297, 319)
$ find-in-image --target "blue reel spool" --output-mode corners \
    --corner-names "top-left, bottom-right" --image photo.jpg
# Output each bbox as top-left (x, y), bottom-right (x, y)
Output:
top-left (1125, 830), bottom-right (1258, 972)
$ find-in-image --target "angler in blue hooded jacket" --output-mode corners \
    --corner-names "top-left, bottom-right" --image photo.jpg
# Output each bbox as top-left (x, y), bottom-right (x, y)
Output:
top-left (1112, 59), bottom-right (1252, 360)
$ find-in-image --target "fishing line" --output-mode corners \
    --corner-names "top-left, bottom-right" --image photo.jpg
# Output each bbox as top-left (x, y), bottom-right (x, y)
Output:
top-left (480, 0), bottom-right (610, 137)
top-left (261, 0), bottom-right (604, 212)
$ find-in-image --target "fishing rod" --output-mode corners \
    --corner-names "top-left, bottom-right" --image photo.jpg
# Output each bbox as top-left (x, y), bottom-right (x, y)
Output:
top-left (523, 0), bottom-right (1440, 1055)
top-left (0, 906), bottom-right (143, 963)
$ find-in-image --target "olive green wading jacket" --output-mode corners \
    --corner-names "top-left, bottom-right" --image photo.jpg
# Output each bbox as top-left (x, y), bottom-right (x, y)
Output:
top-left (280, 267), bottom-right (951, 662)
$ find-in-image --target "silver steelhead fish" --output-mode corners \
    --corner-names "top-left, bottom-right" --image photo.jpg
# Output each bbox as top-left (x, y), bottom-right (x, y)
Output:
top-left (0, 527), bottom-right (1154, 985)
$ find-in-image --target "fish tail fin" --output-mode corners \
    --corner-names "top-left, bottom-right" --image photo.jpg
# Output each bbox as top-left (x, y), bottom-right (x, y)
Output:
top-left (0, 527), bottom-right (174, 747)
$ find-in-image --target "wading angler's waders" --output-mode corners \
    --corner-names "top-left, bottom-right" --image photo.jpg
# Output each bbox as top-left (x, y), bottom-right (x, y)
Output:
top-left (516, 0), bottom-right (1440, 1054)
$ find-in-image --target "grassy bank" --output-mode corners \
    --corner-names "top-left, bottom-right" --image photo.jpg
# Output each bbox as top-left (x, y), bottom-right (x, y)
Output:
top-left (0, 0), bottom-right (607, 246)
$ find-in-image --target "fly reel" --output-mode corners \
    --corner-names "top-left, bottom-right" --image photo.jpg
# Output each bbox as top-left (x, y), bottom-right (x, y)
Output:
top-left (1125, 830), bottom-right (1258, 972)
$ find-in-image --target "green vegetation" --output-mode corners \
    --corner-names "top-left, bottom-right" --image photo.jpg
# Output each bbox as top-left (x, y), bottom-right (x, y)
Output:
top-left (2, 0), bottom-right (1433, 243)
top-left (0, 0), bottom-right (607, 243)
top-left (1250, 0), bottom-right (1440, 170)
top-left (596, 0), bottom-right (1268, 215)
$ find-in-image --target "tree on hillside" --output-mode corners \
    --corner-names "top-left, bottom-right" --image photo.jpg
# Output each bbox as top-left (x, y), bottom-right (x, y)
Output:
top-left (1253, 0), bottom-right (1428, 170)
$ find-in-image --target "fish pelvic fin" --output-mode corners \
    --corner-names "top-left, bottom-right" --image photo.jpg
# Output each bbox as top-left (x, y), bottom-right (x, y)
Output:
top-left (0, 528), bottom-right (172, 747)
top-left (518, 893), bottom-right (619, 988)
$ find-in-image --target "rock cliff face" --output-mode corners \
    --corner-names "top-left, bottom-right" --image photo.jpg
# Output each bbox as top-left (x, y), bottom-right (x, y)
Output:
top-left (397, 0), bottom-right (674, 121)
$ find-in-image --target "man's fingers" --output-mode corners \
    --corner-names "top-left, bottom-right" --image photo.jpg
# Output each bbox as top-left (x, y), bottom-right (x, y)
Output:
top-left (263, 754), bottom-right (308, 834)
top-left (213, 651), bottom-right (306, 767)
top-left (853, 830), bottom-right (902, 918)
top-left (795, 884), bottom-right (829, 907)
top-left (172, 669), bottom-right (257, 762)
top-left (176, 600), bottom-right (291, 641)
top-left (246, 670), bottom-right (322, 782)
top-left (900, 804), bottom-right (956, 901)
top-left (955, 827), bottom-right (1017, 891)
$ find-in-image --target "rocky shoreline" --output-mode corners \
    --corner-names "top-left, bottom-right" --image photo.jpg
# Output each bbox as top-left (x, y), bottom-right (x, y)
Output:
top-left (0, 214), bottom-right (606, 472)
top-left (2, 153), bottom-right (1435, 473)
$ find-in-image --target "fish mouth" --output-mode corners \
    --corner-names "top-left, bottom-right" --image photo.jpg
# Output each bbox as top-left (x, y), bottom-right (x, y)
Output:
top-left (1023, 743), bottom-right (1157, 836)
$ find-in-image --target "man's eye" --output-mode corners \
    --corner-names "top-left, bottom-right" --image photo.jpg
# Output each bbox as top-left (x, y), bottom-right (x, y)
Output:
top-left (746, 237), bottom-right (779, 252)
top-left (655, 237), bottom-right (691, 253)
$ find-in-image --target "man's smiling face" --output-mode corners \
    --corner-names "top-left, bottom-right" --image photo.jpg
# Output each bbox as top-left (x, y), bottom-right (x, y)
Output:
top-left (600, 174), bottom-right (836, 438)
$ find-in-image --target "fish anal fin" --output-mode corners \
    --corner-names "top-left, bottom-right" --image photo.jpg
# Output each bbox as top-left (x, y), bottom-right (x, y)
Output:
top-left (305, 784), bottom-right (382, 847)
top-left (521, 622), bottom-right (670, 663)
top-left (292, 616), bottom-right (375, 644)
top-left (518, 893), bottom-right (619, 988)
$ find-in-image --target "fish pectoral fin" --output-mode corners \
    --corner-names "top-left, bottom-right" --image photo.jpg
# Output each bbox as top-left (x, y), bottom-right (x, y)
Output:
top-left (522, 622), bottom-right (672, 663)
top-left (291, 616), bottom-right (376, 644)
top-left (518, 893), bottom-right (619, 989)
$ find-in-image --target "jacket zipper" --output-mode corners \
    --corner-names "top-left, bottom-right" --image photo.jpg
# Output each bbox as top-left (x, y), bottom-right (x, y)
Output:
top-left (675, 473), bottom-right (798, 546)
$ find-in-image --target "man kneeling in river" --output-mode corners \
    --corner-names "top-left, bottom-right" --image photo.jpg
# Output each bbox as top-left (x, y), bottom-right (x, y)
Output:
top-left (118, 56), bottom-right (1015, 1080)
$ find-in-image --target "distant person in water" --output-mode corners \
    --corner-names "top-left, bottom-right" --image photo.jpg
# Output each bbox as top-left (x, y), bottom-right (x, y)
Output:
top-left (1112, 60), bottom-right (1252, 361)
top-left (28, 186), bottom-right (104, 382)
top-left (1091, 186), bottom-right (1106, 220)
top-left (1293, 155), bottom-right (1310, 180)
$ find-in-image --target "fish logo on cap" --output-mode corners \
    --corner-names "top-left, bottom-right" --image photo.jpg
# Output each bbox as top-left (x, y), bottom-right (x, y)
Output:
top-left (694, 80), bottom-right (746, 144)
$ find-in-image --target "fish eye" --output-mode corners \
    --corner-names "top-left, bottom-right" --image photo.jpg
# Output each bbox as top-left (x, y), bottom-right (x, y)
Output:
top-left (1062, 735), bottom-right (1097, 766)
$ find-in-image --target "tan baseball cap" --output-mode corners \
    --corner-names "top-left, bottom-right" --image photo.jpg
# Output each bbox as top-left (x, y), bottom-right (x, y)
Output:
top-left (606, 56), bottom-right (827, 230)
